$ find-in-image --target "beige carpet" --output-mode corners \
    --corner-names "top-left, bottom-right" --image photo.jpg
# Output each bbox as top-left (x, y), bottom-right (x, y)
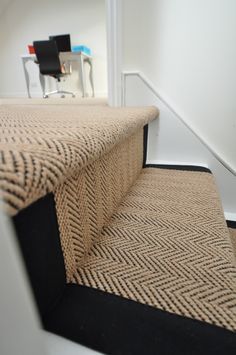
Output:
top-left (229, 228), bottom-right (236, 258)
top-left (55, 128), bottom-right (144, 279)
top-left (75, 168), bottom-right (236, 332)
top-left (1, 101), bottom-right (235, 334)
top-left (0, 104), bottom-right (158, 215)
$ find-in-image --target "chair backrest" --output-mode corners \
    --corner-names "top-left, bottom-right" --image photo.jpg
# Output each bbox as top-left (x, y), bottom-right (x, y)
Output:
top-left (33, 40), bottom-right (62, 76)
top-left (49, 34), bottom-right (71, 52)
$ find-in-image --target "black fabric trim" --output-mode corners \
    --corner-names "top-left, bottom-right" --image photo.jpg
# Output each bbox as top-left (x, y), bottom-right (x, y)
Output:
top-left (143, 124), bottom-right (148, 167)
top-left (145, 164), bottom-right (212, 173)
top-left (44, 284), bottom-right (236, 355)
top-left (227, 220), bottom-right (236, 229)
top-left (11, 163), bottom-right (233, 354)
top-left (13, 193), bottom-right (66, 317)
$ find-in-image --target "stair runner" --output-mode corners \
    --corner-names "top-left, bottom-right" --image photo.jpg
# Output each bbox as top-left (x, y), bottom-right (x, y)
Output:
top-left (0, 103), bottom-right (236, 354)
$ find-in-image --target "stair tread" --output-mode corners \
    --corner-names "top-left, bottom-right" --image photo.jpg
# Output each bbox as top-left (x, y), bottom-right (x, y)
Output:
top-left (0, 104), bottom-right (158, 215)
top-left (74, 167), bottom-right (236, 332)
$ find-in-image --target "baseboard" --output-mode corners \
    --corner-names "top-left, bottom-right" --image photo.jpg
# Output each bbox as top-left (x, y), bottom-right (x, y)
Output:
top-left (122, 71), bottom-right (236, 176)
top-left (224, 213), bottom-right (236, 223)
top-left (123, 73), bottom-right (236, 216)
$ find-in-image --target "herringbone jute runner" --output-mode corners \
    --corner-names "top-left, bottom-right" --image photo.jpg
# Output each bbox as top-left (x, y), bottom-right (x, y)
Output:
top-left (55, 128), bottom-right (144, 280)
top-left (229, 228), bottom-right (236, 259)
top-left (74, 168), bottom-right (236, 332)
top-left (1, 103), bottom-right (235, 333)
top-left (0, 104), bottom-right (158, 215)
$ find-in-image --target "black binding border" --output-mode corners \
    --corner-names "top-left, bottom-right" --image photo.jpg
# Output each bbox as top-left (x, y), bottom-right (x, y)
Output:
top-left (145, 163), bottom-right (212, 173)
top-left (227, 220), bottom-right (236, 229)
top-left (13, 190), bottom-right (236, 355)
top-left (45, 284), bottom-right (236, 355)
top-left (143, 124), bottom-right (149, 167)
top-left (13, 128), bottom-right (234, 355)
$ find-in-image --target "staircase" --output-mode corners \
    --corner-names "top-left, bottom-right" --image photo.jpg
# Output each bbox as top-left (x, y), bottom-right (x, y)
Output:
top-left (0, 101), bottom-right (236, 354)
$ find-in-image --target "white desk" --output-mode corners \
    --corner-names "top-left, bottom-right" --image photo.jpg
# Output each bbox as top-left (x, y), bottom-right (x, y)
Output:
top-left (21, 52), bottom-right (95, 98)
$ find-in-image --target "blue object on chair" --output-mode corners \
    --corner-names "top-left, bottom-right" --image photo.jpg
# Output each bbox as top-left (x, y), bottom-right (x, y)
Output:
top-left (72, 45), bottom-right (91, 56)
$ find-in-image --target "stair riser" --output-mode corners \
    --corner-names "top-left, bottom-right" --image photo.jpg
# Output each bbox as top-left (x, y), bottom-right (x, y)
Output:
top-left (54, 129), bottom-right (144, 281)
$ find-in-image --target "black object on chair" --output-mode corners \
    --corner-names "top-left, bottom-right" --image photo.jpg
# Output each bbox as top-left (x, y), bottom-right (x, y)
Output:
top-left (33, 40), bottom-right (75, 98)
top-left (49, 34), bottom-right (71, 52)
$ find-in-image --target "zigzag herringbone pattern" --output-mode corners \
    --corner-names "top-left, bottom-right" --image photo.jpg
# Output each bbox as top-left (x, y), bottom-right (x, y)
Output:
top-left (229, 228), bottom-right (236, 259)
top-left (0, 104), bottom-right (157, 215)
top-left (75, 168), bottom-right (236, 331)
top-left (54, 129), bottom-right (143, 280)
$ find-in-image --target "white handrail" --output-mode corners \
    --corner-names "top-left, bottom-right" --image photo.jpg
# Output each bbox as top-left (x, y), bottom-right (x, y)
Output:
top-left (122, 71), bottom-right (236, 177)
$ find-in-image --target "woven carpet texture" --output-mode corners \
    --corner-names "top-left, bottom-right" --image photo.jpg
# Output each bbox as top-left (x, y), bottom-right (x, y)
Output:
top-left (1, 102), bottom-right (236, 335)
top-left (75, 168), bottom-right (236, 332)
top-left (229, 228), bottom-right (236, 259)
top-left (0, 104), bottom-right (158, 215)
top-left (55, 129), bottom-right (143, 281)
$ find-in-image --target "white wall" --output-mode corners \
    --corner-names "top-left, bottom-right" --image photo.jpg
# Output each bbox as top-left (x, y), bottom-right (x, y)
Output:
top-left (0, 0), bottom-right (12, 16)
top-left (0, 0), bottom-right (107, 97)
top-left (124, 73), bottom-right (236, 218)
top-left (122, 0), bottom-right (236, 174)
